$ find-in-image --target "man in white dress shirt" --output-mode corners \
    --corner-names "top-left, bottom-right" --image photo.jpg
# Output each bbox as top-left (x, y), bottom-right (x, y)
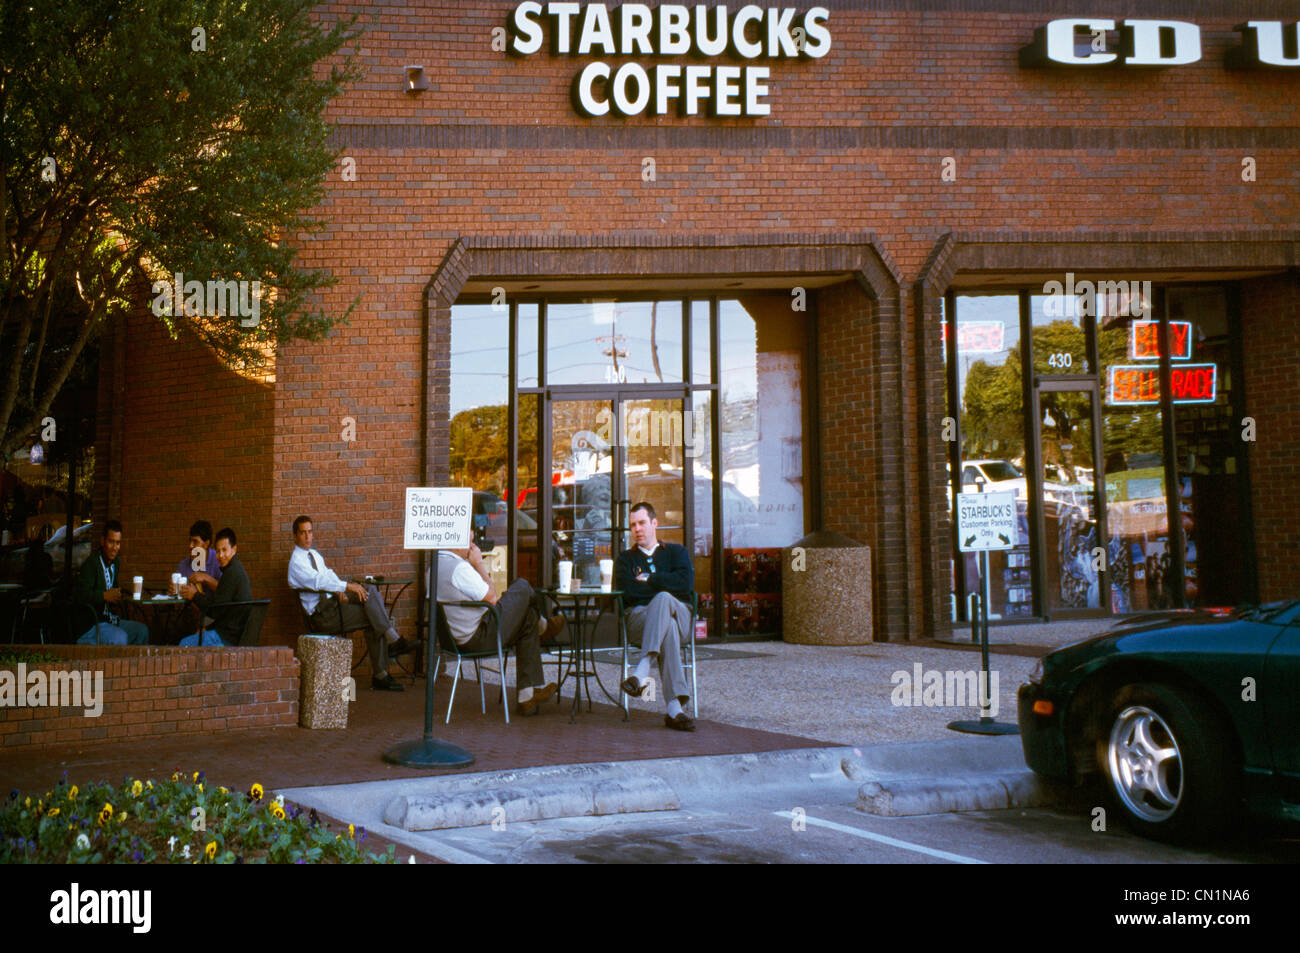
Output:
top-left (287, 515), bottom-right (411, 691)
top-left (437, 542), bottom-right (563, 715)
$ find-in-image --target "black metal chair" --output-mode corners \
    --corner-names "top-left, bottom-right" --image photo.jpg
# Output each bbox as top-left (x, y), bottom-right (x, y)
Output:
top-left (433, 600), bottom-right (510, 724)
top-left (186, 599), bottom-right (271, 647)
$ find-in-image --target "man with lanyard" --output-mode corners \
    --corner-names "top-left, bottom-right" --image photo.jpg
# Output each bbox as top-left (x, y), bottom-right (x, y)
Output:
top-left (614, 501), bottom-right (696, 731)
top-left (74, 520), bottom-right (149, 645)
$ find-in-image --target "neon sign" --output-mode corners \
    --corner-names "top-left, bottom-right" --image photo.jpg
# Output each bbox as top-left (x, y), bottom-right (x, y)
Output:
top-left (954, 321), bottom-right (1005, 354)
top-left (1107, 364), bottom-right (1217, 405)
top-left (1129, 321), bottom-right (1192, 360)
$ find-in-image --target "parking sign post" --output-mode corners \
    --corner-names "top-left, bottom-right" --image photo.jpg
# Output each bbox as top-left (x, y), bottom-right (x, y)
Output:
top-left (949, 481), bottom-right (1020, 736)
top-left (383, 487), bottom-right (477, 768)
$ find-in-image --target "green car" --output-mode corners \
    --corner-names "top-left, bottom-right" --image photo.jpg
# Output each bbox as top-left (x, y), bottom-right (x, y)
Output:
top-left (1018, 600), bottom-right (1300, 841)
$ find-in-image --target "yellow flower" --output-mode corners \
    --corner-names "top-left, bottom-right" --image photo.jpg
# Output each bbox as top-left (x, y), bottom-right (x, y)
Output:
top-left (219, 787), bottom-right (228, 795)
top-left (48, 807), bottom-right (60, 818)
top-left (171, 772), bottom-right (181, 782)
top-left (250, 783), bottom-right (264, 802)
top-left (24, 797), bottom-right (30, 808)
top-left (193, 772), bottom-right (200, 783)
top-left (204, 841), bottom-right (217, 860)
top-left (348, 824), bottom-right (355, 840)
top-left (146, 781), bottom-right (153, 791)
top-left (197, 784), bottom-right (204, 793)
top-left (269, 803), bottom-right (286, 821)
top-left (130, 780), bottom-right (142, 798)
top-left (68, 785), bottom-right (79, 800)
top-left (117, 812), bottom-right (128, 824)
top-left (98, 803), bottom-right (113, 825)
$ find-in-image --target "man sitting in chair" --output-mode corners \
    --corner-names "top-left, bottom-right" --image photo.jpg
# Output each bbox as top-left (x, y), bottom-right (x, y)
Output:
top-left (178, 527), bottom-right (251, 647)
top-left (288, 515), bottom-right (412, 692)
top-left (615, 501), bottom-right (696, 731)
top-left (74, 520), bottom-right (150, 646)
top-left (436, 542), bottom-right (563, 715)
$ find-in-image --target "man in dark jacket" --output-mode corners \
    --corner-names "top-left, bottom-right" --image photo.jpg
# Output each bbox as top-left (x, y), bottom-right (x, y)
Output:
top-left (179, 527), bottom-right (252, 646)
top-left (614, 501), bottom-right (696, 731)
top-left (74, 520), bottom-right (149, 645)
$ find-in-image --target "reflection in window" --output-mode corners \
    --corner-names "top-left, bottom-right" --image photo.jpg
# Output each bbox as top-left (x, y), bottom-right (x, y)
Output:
top-left (546, 300), bottom-right (683, 386)
top-left (1098, 309), bottom-right (1167, 612)
top-left (1029, 293), bottom-right (1090, 375)
top-left (718, 297), bottom-right (804, 549)
top-left (952, 295), bottom-right (1029, 619)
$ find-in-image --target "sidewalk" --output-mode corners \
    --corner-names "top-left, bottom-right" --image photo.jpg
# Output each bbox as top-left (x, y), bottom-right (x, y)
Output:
top-left (1, 619), bottom-right (1104, 810)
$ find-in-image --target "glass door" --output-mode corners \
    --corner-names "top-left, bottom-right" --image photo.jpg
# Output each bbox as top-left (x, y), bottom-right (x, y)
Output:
top-left (1031, 380), bottom-right (1106, 614)
top-left (542, 388), bottom-right (692, 593)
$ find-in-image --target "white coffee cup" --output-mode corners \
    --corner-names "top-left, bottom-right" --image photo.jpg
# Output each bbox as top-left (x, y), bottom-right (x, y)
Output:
top-left (599, 559), bottom-right (614, 592)
top-left (171, 572), bottom-right (183, 594)
top-left (557, 560), bottom-right (573, 593)
top-left (132, 575), bottom-right (144, 600)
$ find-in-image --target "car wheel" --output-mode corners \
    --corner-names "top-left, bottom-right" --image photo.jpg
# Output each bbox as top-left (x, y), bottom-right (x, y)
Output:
top-left (1100, 684), bottom-right (1236, 841)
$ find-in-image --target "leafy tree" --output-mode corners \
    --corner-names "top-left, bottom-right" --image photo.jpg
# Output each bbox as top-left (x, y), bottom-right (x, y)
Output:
top-left (0, 0), bottom-right (362, 461)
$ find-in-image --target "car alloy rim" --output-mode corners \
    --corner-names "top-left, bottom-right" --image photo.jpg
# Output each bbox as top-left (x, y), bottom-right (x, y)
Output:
top-left (1107, 704), bottom-right (1183, 823)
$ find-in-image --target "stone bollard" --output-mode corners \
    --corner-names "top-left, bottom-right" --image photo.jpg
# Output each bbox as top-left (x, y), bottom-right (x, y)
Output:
top-left (298, 634), bottom-right (351, 729)
top-left (782, 530), bottom-right (872, 645)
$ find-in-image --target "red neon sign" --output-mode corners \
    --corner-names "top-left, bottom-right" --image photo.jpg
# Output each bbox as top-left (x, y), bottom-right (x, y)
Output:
top-left (954, 321), bottom-right (1006, 353)
top-left (1107, 364), bottom-right (1217, 405)
top-left (1129, 321), bottom-right (1192, 361)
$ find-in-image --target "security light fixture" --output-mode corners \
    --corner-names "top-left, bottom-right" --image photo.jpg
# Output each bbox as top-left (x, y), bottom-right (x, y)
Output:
top-left (405, 65), bottom-right (428, 93)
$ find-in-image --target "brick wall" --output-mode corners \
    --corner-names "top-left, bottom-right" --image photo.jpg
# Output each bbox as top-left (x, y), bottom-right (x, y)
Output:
top-left (0, 645), bottom-right (299, 751)
top-left (1240, 273), bottom-right (1300, 602)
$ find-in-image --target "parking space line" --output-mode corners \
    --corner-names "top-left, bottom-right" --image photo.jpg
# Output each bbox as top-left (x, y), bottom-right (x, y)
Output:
top-left (774, 811), bottom-right (988, 864)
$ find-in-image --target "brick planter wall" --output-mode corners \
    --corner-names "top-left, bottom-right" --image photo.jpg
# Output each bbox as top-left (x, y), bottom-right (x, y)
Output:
top-left (0, 646), bottom-right (299, 751)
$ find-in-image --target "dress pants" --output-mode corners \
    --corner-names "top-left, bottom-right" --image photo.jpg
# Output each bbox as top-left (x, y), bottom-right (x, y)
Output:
top-left (458, 578), bottom-right (544, 690)
top-left (311, 584), bottom-right (391, 674)
top-left (624, 591), bottom-right (691, 704)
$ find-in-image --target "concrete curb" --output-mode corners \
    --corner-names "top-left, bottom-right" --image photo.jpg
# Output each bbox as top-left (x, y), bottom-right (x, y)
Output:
top-left (856, 771), bottom-right (1047, 816)
top-left (383, 776), bottom-right (680, 831)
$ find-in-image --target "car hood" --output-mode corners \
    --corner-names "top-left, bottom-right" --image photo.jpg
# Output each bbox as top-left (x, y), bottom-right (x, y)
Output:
top-left (1041, 607), bottom-right (1258, 678)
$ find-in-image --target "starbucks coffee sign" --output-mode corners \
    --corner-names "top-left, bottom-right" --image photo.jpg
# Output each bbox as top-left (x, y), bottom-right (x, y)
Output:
top-left (507, 2), bottom-right (831, 117)
top-left (1020, 19), bottom-right (1300, 68)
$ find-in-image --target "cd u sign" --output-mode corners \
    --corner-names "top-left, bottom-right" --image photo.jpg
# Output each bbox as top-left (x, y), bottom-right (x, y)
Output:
top-left (1020, 19), bottom-right (1300, 68)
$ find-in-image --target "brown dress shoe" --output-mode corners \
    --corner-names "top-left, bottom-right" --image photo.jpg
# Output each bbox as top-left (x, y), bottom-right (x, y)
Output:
top-left (519, 681), bottom-right (558, 715)
top-left (540, 614), bottom-right (566, 642)
top-left (664, 712), bottom-right (695, 731)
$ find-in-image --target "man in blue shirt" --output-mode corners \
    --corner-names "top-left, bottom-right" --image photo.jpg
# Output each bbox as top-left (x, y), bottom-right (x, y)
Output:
top-left (614, 502), bottom-right (695, 731)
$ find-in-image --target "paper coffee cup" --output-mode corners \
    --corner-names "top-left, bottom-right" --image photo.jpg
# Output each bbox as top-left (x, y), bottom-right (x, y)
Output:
top-left (132, 575), bottom-right (143, 600)
top-left (557, 560), bottom-right (573, 593)
top-left (599, 559), bottom-right (614, 592)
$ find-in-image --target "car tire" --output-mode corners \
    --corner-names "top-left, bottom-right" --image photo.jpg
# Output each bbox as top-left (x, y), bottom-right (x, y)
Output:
top-left (1099, 683), bottom-right (1237, 842)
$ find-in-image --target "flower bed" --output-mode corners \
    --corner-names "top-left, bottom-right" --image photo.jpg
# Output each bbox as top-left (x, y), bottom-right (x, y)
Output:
top-left (1, 771), bottom-right (395, 864)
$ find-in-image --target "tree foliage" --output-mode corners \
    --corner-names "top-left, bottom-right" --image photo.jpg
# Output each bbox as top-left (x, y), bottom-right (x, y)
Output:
top-left (0, 0), bottom-right (362, 460)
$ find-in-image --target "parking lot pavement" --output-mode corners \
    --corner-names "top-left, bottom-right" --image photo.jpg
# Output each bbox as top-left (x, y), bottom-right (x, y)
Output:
top-left (363, 800), bottom-right (1300, 865)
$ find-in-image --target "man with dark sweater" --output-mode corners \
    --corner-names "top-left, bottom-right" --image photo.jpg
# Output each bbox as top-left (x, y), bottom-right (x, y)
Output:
top-left (178, 527), bottom-right (252, 646)
top-left (74, 520), bottom-right (149, 645)
top-left (614, 501), bottom-right (696, 731)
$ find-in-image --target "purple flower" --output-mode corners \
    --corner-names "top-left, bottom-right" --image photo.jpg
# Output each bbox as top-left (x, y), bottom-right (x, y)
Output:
top-left (130, 850), bottom-right (143, 863)
top-left (295, 858), bottom-right (306, 864)
top-left (8, 789), bottom-right (18, 801)
top-left (358, 827), bottom-right (368, 843)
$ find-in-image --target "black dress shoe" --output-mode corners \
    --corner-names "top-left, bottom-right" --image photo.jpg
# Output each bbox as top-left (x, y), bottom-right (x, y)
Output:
top-left (664, 713), bottom-right (695, 732)
top-left (389, 637), bottom-right (417, 656)
top-left (371, 674), bottom-right (404, 692)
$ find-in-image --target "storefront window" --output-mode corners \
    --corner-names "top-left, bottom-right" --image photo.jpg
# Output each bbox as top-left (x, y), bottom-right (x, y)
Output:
top-left (545, 300), bottom-right (683, 386)
top-left (1168, 288), bottom-right (1247, 607)
top-left (952, 294), bottom-right (1029, 619)
top-left (1030, 293), bottom-right (1090, 376)
top-left (1098, 299), bottom-right (1168, 612)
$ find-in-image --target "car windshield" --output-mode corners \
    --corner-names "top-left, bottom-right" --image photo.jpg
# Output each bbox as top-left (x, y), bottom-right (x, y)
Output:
top-left (979, 461), bottom-right (1023, 481)
top-left (1236, 599), bottom-right (1300, 623)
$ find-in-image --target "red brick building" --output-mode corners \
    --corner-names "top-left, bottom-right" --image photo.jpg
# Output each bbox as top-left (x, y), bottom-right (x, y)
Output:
top-left (95, 2), bottom-right (1300, 646)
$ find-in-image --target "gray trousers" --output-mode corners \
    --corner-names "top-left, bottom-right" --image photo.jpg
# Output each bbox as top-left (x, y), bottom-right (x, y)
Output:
top-left (625, 591), bottom-right (691, 704)
top-left (460, 578), bottom-right (544, 690)
top-left (311, 584), bottom-right (392, 674)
